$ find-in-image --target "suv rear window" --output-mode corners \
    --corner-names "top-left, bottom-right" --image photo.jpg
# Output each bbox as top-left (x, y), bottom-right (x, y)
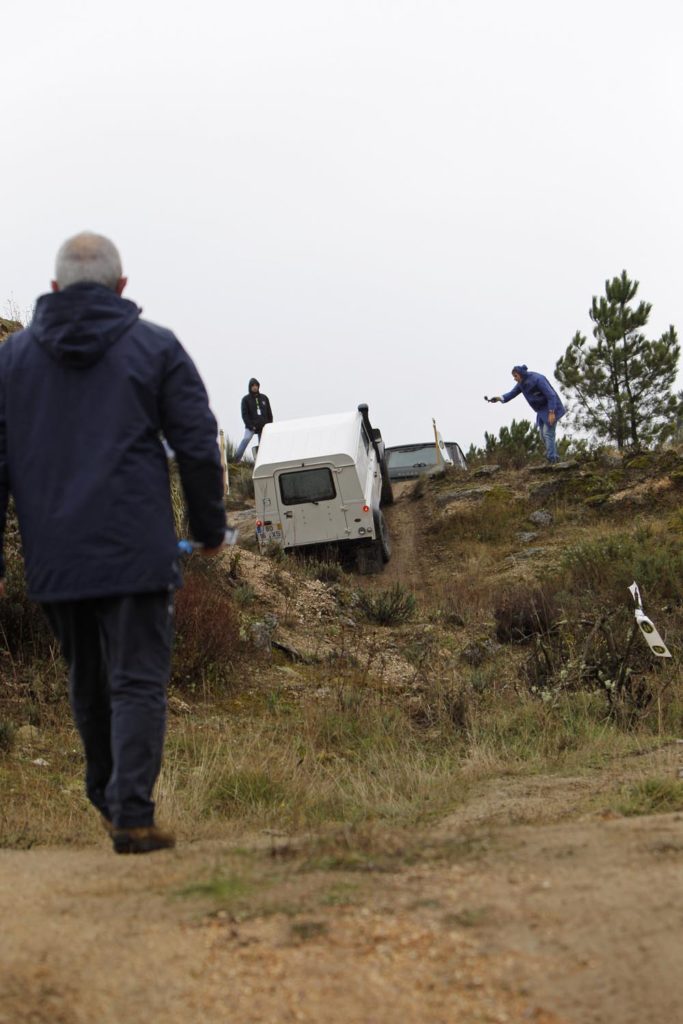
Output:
top-left (279, 467), bottom-right (336, 506)
top-left (387, 445), bottom-right (438, 469)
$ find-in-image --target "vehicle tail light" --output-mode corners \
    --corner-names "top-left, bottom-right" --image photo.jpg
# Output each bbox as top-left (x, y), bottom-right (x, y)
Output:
top-left (362, 505), bottom-right (369, 513)
top-left (256, 520), bottom-right (263, 528)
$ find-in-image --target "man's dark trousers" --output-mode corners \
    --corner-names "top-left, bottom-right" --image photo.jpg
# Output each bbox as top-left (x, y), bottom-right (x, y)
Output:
top-left (42, 592), bottom-right (173, 829)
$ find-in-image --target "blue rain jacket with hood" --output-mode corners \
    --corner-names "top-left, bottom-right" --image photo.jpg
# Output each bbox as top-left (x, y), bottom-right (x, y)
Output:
top-left (501, 365), bottom-right (565, 427)
top-left (0, 283), bottom-right (226, 601)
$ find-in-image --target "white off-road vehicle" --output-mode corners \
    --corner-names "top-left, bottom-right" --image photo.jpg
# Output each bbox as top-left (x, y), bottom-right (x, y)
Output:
top-left (252, 404), bottom-right (393, 572)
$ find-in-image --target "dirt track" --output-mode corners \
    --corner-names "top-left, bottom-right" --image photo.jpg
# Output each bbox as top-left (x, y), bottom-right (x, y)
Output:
top-left (1, 762), bottom-right (682, 1024)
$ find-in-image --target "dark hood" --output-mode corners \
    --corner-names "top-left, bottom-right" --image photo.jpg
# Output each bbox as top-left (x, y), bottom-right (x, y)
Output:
top-left (31, 283), bottom-right (140, 368)
top-left (512, 364), bottom-right (528, 377)
top-left (248, 377), bottom-right (260, 389)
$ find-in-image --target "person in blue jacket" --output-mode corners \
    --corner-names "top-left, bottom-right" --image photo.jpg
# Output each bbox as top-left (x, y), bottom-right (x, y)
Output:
top-left (489, 364), bottom-right (566, 463)
top-left (0, 232), bottom-right (227, 853)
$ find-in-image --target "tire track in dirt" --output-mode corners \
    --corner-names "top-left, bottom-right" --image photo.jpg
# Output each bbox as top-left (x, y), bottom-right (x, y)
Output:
top-left (361, 482), bottom-right (433, 596)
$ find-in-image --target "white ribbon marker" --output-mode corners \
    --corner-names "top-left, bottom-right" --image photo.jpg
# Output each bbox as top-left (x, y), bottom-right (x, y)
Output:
top-left (432, 418), bottom-right (454, 467)
top-left (628, 582), bottom-right (672, 659)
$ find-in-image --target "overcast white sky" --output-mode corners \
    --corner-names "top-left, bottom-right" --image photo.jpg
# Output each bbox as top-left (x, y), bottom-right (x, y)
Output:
top-left (3, 0), bottom-right (682, 450)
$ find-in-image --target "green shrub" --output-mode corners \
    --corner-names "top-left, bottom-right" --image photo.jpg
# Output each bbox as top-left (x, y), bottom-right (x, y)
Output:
top-left (233, 583), bottom-right (256, 607)
top-left (482, 419), bottom-right (544, 468)
top-left (300, 556), bottom-right (344, 583)
top-left (357, 583), bottom-right (416, 625)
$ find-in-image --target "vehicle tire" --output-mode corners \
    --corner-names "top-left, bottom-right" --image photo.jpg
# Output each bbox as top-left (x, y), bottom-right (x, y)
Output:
top-left (374, 509), bottom-right (392, 563)
top-left (380, 460), bottom-right (394, 506)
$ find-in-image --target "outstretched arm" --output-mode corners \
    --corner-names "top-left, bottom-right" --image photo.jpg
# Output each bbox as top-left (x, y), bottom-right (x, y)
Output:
top-left (500, 383), bottom-right (522, 403)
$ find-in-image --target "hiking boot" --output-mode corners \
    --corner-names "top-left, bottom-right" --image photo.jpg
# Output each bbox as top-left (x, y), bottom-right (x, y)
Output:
top-left (112, 825), bottom-right (176, 855)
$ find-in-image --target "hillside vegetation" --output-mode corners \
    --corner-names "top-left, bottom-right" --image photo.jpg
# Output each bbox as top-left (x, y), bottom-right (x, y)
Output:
top-left (3, 449), bottom-right (683, 1023)
top-left (3, 449), bottom-right (683, 845)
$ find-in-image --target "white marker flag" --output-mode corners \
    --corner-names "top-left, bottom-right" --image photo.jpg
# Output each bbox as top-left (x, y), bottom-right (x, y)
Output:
top-left (432, 419), bottom-right (454, 467)
top-left (628, 582), bottom-right (672, 658)
top-left (219, 429), bottom-right (229, 496)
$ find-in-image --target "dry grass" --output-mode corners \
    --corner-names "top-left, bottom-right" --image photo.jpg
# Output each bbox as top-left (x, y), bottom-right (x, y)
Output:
top-left (1, 672), bottom-right (667, 850)
top-left (156, 692), bottom-right (470, 838)
top-left (0, 690), bottom-right (471, 847)
top-left (0, 716), bottom-right (103, 848)
top-left (433, 487), bottom-right (525, 547)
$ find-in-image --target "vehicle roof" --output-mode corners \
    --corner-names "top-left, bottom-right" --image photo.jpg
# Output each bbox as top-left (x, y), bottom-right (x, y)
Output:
top-left (253, 410), bottom-right (363, 474)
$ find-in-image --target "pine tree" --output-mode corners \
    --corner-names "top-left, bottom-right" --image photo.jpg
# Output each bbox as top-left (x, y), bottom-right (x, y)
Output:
top-left (484, 419), bottom-right (543, 461)
top-left (465, 419), bottom-right (544, 468)
top-left (555, 271), bottom-right (681, 449)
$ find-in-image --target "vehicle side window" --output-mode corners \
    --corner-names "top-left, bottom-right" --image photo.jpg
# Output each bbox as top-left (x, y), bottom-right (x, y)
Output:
top-left (279, 468), bottom-right (336, 505)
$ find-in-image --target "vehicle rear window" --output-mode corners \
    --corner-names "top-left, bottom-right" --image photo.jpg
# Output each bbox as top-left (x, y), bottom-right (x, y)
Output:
top-left (279, 467), bottom-right (336, 505)
top-left (387, 445), bottom-right (438, 469)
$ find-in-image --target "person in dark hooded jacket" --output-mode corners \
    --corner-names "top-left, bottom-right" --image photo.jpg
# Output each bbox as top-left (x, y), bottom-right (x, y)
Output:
top-left (489, 364), bottom-right (565, 463)
top-left (0, 231), bottom-right (227, 853)
top-left (234, 378), bottom-right (273, 461)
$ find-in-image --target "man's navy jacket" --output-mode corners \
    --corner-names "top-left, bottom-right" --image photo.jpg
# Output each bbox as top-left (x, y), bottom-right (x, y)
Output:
top-left (502, 366), bottom-right (566, 428)
top-left (0, 283), bottom-right (226, 602)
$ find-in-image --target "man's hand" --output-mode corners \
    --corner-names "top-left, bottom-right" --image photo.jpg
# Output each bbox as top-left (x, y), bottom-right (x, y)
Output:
top-left (548, 411), bottom-right (556, 426)
top-left (489, 396), bottom-right (501, 403)
top-left (197, 529), bottom-right (238, 556)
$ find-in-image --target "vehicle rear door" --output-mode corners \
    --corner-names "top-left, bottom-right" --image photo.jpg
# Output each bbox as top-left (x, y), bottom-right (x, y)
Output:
top-left (275, 465), bottom-right (349, 547)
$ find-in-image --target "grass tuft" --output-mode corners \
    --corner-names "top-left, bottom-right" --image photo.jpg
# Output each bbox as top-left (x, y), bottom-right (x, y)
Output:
top-left (357, 583), bottom-right (416, 625)
top-left (615, 777), bottom-right (683, 816)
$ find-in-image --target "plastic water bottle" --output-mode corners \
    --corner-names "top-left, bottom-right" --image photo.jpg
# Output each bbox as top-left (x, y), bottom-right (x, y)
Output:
top-left (178, 528), bottom-right (238, 555)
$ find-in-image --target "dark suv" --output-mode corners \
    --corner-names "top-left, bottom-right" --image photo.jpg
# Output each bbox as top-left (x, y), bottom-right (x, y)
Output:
top-left (384, 442), bottom-right (467, 480)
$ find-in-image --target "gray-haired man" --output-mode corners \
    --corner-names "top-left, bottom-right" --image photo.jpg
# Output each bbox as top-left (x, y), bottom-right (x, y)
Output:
top-left (0, 232), bottom-right (226, 853)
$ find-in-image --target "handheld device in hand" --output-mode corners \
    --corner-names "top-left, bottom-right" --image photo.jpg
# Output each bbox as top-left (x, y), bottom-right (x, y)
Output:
top-left (178, 528), bottom-right (238, 555)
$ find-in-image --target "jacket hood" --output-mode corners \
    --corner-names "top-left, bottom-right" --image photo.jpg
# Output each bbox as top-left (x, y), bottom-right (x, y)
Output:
top-left (31, 283), bottom-right (140, 368)
top-left (512, 364), bottom-right (528, 377)
top-left (248, 377), bottom-right (260, 389)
